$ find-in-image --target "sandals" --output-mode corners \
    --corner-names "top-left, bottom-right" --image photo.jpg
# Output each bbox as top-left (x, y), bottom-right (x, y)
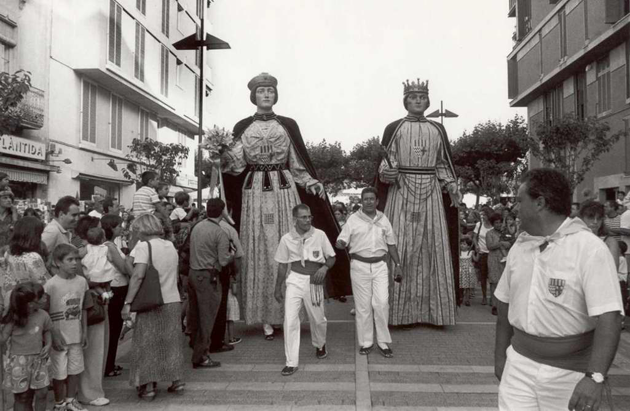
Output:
top-left (265, 334), bottom-right (274, 341)
top-left (105, 369), bottom-right (122, 377)
top-left (167, 381), bottom-right (186, 394)
top-left (138, 385), bottom-right (156, 401)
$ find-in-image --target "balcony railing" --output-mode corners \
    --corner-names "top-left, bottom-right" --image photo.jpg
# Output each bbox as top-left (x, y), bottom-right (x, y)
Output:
top-left (17, 86), bottom-right (45, 129)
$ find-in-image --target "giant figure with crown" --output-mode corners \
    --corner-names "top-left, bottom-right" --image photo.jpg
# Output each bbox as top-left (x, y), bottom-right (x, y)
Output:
top-left (222, 73), bottom-right (352, 338)
top-left (376, 78), bottom-right (461, 326)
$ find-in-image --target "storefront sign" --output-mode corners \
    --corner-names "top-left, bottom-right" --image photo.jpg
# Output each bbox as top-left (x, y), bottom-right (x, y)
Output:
top-left (0, 134), bottom-right (46, 160)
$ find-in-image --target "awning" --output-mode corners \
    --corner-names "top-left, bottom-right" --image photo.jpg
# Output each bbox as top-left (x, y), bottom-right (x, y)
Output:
top-left (72, 172), bottom-right (134, 186)
top-left (0, 167), bottom-right (48, 185)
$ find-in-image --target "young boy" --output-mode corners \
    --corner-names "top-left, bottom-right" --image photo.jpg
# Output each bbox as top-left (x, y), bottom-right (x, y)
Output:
top-left (45, 244), bottom-right (90, 411)
top-left (156, 181), bottom-right (170, 200)
top-left (170, 191), bottom-right (197, 223)
top-left (132, 171), bottom-right (163, 217)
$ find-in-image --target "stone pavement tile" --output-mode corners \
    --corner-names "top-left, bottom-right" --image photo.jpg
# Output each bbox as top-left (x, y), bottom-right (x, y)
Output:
top-left (369, 371), bottom-right (498, 385)
top-left (419, 365), bottom-right (475, 373)
top-left (369, 364), bottom-right (420, 372)
top-left (471, 366), bottom-right (494, 373)
top-left (225, 382), bottom-right (285, 391)
top-left (373, 408), bottom-right (498, 411)
top-left (370, 383), bottom-right (443, 392)
top-left (372, 392), bottom-right (498, 407)
top-left (168, 370), bottom-right (355, 383)
top-left (303, 363), bottom-right (354, 371)
top-left (284, 382), bottom-right (354, 391)
top-left (441, 384), bottom-right (498, 393)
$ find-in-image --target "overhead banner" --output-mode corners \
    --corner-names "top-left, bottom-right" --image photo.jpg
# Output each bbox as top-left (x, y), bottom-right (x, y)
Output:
top-left (0, 134), bottom-right (46, 160)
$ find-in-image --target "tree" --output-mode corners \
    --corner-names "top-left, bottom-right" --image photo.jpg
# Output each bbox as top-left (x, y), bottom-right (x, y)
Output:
top-left (346, 136), bottom-right (383, 187)
top-left (0, 70), bottom-right (31, 135)
top-left (122, 138), bottom-right (190, 185)
top-left (527, 114), bottom-right (626, 193)
top-left (452, 116), bottom-right (529, 205)
top-left (306, 139), bottom-right (347, 196)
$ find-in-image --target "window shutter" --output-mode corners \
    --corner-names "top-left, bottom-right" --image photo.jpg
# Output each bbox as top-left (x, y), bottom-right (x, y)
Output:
top-left (111, 96), bottom-right (117, 149)
top-left (134, 23), bottom-right (140, 79)
top-left (140, 27), bottom-right (145, 81)
top-left (117, 98), bottom-right (123, 150)
top-left (89, 84), bottom-right (97, 143)
top-left (605, 0), bottom-right (621, 23)
top-left (108, 0), bottom-right (115, 63)
top-left (82, 81), bottom-right (90, 142)
top-left (115, 5), bottom-right (122, 65)
top-left (162, 0), bottom-right (170, 37)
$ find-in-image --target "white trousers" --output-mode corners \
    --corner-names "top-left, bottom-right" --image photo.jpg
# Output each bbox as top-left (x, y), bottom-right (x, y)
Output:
top-left (284, 271), bottom-right (327, 367)
top-left (350, 260), bottom-right (392, 349)
top-left (499, 346), bottom-right (583, 410)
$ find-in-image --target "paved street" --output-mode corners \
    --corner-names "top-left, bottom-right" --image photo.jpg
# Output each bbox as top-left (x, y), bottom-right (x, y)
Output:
top-left (95, 290), bottom-right (630, 411)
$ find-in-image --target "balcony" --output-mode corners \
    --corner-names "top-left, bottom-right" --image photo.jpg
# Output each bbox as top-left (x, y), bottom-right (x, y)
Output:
top-left (16, 86), bottom-right (45, 129)
top-left (508, 0), bottom-right (516, 17)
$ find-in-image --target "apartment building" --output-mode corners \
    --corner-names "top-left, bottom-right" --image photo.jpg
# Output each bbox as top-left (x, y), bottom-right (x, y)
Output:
top-left (507, 0), bottom-right (630, 200)
top-left (45, 0), bottom-right (219, 207)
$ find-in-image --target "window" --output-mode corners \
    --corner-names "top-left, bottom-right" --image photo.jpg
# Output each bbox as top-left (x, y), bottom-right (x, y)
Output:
top-left (108, 0), bottom-right (122, 66)
top-left (0, 17), bottom-right (16, 73)
top-left (110, 95), bottom-right (123, 151)
top-left (160, 45), bottom-right (170, 97)
top-left (559, 9), bottom-right (567, 59)
top-left (597, 56), bottom-right (611, 114)
top-left (178, 129), bottom-right (188, 168)
top-left (543, 84), bottom-right (563, 126)
top-left (134, 22), bottom-right (146, 81)
top-left (81, 80), bottom-right (98, 144)
top-left (0, 43), bottom-right (11, 73)
top-left (194, 75), bottom-right (199, 117)
top-left (161, 0), bottom-right (170, 37)
top-left (575, 71), bottom-right (587, 120)
top-left (136, 0), bottom-right (146, 15)
top-left (139, 108), bottom-right (150, 140)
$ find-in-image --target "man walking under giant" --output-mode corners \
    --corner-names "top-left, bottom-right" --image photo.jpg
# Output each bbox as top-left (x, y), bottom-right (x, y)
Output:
top-left (376, 78), bottom-right (461, 326)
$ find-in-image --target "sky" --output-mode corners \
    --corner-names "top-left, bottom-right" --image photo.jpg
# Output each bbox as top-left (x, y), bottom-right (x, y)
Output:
top-left (206, 0), bottom-right (526, 152)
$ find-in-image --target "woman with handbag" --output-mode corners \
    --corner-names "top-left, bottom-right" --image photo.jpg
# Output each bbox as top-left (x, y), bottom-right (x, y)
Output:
top-left (121, 214), bottom-right (185, 401)
top-left (471, 207), bottom-right (493, 306)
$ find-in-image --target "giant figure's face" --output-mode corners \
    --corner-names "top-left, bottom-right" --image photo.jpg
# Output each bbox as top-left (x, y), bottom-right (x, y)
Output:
top-left (255, 87), bottom-right (276, 110)
top-left (406, 92), bottom-right (430, 116)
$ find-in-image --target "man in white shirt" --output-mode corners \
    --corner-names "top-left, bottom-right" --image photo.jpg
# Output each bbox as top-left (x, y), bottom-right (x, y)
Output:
top-left (88, 195), bottom-right (104, 219)
top-left (494, 169), bottom-right (624, 411)
top-left (274, 204), bottom-right (336, 376)
top-left (336, 187), bottom-right (402, 358)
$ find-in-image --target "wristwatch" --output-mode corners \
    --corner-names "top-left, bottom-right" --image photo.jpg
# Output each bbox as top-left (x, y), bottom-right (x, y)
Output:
top-left (585, 372), bottom-right (605, 383)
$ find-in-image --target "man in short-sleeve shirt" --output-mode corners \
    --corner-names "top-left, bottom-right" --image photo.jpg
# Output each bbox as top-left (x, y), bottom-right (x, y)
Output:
top-left (494, 169), bottom-right (624, 411)
top-left (274, 204), bottom-right (336, 376)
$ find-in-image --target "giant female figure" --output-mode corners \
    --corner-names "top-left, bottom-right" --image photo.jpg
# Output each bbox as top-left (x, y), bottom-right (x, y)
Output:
top-left (223, 73), bottom-right (350, 338)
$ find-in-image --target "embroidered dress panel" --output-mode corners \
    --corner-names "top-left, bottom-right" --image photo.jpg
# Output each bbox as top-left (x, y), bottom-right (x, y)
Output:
top-left (381, 120), bottom-right (456, 326)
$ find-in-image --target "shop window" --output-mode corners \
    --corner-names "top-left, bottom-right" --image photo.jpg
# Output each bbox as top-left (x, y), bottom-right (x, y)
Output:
top-left (79, 180), bottom-right (119, 202)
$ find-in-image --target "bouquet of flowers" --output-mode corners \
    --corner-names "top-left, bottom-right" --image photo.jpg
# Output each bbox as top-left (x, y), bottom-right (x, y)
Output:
top-left (201, 125), bottom-right (234, 161)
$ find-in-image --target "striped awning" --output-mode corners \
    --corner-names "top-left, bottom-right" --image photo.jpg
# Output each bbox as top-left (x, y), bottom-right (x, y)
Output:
top-left (0, 167), bottom-right (48, 185)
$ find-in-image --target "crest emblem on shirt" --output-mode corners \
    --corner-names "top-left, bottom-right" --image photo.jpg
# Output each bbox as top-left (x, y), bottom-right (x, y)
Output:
top-left (312, 250), bottom-right (320, 259)
top-left (548, 278), bottom-right (566, 298)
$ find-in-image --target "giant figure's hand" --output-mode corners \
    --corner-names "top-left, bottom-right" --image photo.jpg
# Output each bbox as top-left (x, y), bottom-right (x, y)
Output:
top-left (336, 239), bottom-right (347, 249)
top-left (382, 167), bottom-right (399, 184)
top-left (307, 182), bottom-right (326, 199)
top-left (447, 183), bottom-right (462, 207)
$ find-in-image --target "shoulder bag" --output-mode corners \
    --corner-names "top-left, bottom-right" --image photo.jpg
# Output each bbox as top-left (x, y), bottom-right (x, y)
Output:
top-left (130, 241), bottom-right (164, 313)
top-left (87, 289), bottom-right (106, 326)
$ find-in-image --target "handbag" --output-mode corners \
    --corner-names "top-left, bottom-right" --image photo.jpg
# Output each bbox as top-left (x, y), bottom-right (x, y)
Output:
top-left (130, 241), bottom-right (164, 313)
top-left (87, 290), bottom-right (106, 326)
top-left (471, 222), bottom-right (483, 269)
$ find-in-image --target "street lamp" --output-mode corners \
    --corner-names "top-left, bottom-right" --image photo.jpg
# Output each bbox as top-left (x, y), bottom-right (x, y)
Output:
top-left (426, 100), bottom-right (459, 124)
top-left (173, 2), bottom-right (230, 208)
top-left (48, 158), bottom-right (72, 165)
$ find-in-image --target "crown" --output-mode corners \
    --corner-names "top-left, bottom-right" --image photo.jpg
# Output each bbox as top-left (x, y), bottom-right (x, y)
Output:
top-left (402, 78), bottom-right (429, 96)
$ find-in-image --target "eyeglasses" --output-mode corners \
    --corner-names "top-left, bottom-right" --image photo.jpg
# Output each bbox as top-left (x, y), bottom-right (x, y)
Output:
top-left (297, 216), bottom-right (313, 221)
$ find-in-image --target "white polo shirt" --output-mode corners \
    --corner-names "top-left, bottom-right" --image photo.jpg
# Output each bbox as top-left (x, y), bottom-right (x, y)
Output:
top-left (337, 210), bottom-right (396, 258)
top-left (495, 217), bottom-right (624, 338)
top-left (275, 227), bottom-right (335, 266)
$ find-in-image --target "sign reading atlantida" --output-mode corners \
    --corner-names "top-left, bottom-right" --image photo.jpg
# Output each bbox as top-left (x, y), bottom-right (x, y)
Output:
top-left (0, 134), bottom-right (46, 160)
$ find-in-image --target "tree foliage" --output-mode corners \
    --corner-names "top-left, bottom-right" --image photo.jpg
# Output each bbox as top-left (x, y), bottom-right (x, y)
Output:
top-left (0, 70), bottom-right (31, 135)
top-left (452, 116), bottom-right (529, 203)
top-left (346, 136), bottom-right (382, 187)
top-left (122, 138), bottom-right (190, 185)
top-left (306, 139), bottom-right (347, 195)
top-left (528, 114), bottom-right (626, 193)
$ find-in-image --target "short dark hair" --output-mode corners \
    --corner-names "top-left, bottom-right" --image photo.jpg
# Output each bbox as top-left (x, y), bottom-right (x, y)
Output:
top-left (579, 200), bottom-right (604, 220)
top-left (157, 181), bottom-right (169, 190)
top-left (618, 241), bottom-right (628, 255)
top-left (174, 191), bottom-right (190, 206)
top-left (520, 169), bottom-right (571, 217)
top-left (101, 214), bottom-right (123, 241)
top-left (86, 227), bottom-right (105, 245)
top-left (619, 191), bottom-right (626, 196)
top-left (54, 196), bottom-right (79, 218)
top-left (141, 171), bottom-right (158, 186)
top-left (52, 243), bottom-right (79, 265)
top-left (9, 217), bottom-right (45, 256)
top-left (489, 213), bottom-right (502, 225)
top-left (22, 208), bottom-right (41, 219)
top-left (332, 203), bottom-right (347, 214)
top-left (361, 187), bottom-right (378, 200)
top-left (292, 204), bottom-right (310, 217)
top-left (75, 216), bottom-right (100, 240)
top-left (206, 198), bottom-right (225, 218)
top-left (102, 197), bottom-right (115, 214)
top-left (605, 200), bottom-right (620, 211)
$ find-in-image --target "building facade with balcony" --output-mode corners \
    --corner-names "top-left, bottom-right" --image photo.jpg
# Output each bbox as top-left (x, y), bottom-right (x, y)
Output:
top-left (0, 0), bottom-right (57, 207)
top-left (508, 0), bottom-right (630, 200)
top-left (46, 0), bottom-right (218, 207)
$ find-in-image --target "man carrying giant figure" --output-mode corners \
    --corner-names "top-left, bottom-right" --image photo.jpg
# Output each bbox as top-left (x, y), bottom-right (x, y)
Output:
top-left (376, 78), bottom-right (461, 326)
top-left (222, 73), bottom-right (352, 338)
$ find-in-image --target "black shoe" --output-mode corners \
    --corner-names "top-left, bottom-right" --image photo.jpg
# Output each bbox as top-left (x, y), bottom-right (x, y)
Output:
top-left (316, 345), bottom-right (328, 359)
top-left (359, 346), bottom-right (373, 355)
top-left (338, 296), bottom-right (347, 302)
top-left (209, 344), bottom-right (235, 353)
top-left (491, 306), bottom-right (498, 316)
top-left (281, 366), bottom-right (298, 376)
top-left (378, 345), bottom-right (393, 358)
top-left (192, 358), bottom-right (221, 369)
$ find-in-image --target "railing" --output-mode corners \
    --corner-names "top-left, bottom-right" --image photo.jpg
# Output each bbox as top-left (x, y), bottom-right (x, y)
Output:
top-left (17, 86), bottom-right (45, 129)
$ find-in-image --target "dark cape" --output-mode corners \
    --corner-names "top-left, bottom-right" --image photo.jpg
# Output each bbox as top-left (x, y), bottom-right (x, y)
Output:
top-left (375, 118), bottom-right (461, 306)
top-left (223, 115), bottom-right (352, 298)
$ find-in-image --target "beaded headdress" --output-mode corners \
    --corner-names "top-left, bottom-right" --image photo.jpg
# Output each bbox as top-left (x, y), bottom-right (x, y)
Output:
top-left (403, 78), bottom-right (429, 96)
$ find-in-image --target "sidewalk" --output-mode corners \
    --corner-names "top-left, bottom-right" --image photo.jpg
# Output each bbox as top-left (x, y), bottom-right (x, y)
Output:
top-left (95, 291), bottom-right (630, 411)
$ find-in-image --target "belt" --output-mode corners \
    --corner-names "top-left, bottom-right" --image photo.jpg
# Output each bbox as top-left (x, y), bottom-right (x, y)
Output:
top-left (247, 163), bottom-right (287, 172)
top-left (398, 166), bottom-right (436, 175)
top-left (350, 254), bottom-right (387, 264)
top-left (289, 261), bottom-right (323, 276)
top-left (511, 328), bottom-right (594, 373)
